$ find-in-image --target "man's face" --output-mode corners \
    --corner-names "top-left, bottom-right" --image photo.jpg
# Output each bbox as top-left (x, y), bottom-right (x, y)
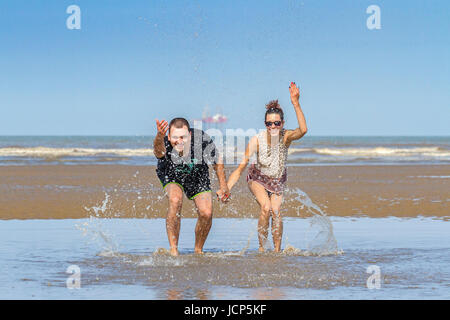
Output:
top-left (168, 126), bottom-right (191, 154)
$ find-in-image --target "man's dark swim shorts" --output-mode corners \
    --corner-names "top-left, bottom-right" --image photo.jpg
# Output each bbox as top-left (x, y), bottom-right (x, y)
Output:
top-left (157, 166), bottom-right (211, 199)
top-left (156, 128), bottom-right (218, 200)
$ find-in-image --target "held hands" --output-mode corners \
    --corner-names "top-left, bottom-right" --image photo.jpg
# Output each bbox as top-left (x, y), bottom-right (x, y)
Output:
top-left (156, 119), bottom-right (169, 136)
top-left (289, 82), bottom-right (300, 106)
top-left (216, 184), bottom-right (231, 203)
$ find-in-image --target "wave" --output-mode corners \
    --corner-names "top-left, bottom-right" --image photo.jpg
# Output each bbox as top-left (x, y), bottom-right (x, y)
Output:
top-left (294, 146), bottom-right (450, 158)
top-left (288, 148), bottom-right (313, 155)
top-left (1, 146), bottom-right (449, 163)
top-left (0, 147), bottom-right (154, 157)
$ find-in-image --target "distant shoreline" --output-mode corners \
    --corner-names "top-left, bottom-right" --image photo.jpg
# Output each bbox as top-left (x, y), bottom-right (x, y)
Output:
top-left (0, 135), bottom-right (449, 137)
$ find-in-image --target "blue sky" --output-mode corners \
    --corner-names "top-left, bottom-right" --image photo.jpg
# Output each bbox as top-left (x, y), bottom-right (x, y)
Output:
top-left (0, 0), bottom-right (449, 135)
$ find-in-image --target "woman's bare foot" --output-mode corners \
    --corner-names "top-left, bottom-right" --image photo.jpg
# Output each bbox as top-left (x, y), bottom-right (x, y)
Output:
top-left (194, 248), bottom-right (204, 254)
top-left (258, 247), bottom-right (265, 253)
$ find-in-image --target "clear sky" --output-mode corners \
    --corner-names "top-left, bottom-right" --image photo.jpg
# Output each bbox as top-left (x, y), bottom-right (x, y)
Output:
top-left (0, 0), bottom-right (449, 136)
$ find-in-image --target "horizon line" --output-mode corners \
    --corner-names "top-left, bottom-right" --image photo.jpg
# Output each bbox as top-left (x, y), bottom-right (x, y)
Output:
top-left (0, 134), bottom-right (449, 137)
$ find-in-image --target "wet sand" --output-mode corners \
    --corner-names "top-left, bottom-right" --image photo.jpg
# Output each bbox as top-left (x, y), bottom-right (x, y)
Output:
top-left (0, 165), bottom-right (448, 219)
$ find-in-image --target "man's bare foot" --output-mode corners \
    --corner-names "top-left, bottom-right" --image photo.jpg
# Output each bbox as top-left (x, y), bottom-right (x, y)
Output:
top-left (258, 247), bottom-right (265, 253)
top-left (170, 247), bottom-right (179, 256)
top-left (273, 248), bottom-right (281, 253)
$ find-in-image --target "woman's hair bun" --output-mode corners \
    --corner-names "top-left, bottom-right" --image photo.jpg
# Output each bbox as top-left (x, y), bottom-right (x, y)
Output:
top-left (264, 99), bottom-right (284, 121)
top-left (265, 100), bottom-right (282, 110)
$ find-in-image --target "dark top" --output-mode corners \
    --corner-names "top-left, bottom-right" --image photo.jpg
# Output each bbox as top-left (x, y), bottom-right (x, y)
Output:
top-left (156, 128), bottom-right (218, 180)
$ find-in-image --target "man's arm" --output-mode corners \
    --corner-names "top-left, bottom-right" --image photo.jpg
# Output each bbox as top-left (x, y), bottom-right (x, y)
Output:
top-left (153, 119), bottom-right (169, 158)
top-left (213, 154), bottom-right (230, 202)
top-left (213, 162), bottom-right (228, 191)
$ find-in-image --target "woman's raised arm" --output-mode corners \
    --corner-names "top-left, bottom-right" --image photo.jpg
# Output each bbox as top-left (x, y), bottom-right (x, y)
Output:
top-left (284, 82), bottom-right (308, 146)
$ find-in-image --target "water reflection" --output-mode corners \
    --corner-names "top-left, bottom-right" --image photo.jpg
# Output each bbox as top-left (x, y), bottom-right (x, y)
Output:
top-left (166, 288), bottom-right (183, 300)
top-left (165, 287), bottom-right (211, 300)
top-left (163, 286), bottom-right (284, 300)
top-left (251, 287), bottom-right (285, 300)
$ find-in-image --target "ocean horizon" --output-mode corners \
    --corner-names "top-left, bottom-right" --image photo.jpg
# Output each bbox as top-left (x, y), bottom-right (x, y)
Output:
top-left (1, 135), bottom-right (449, 166)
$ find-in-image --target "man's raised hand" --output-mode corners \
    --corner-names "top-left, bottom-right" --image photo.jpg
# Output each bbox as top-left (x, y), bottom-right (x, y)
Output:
top-left (156, 119), bottom-right (169, 136)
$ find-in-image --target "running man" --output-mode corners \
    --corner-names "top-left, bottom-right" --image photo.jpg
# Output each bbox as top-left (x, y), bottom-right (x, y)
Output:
top-left (153, 117), bottom-right (230, 256)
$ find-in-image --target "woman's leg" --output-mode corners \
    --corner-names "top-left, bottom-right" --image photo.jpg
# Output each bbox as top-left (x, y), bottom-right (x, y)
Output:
top-left (270, 193), bottom-right (284, 252)
top-left (248, 181), bottom-right (272, 252)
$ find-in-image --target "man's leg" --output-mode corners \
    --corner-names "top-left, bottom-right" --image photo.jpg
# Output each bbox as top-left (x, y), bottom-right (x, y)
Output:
top-left (248, 181), bottom-right (272, 252)
top-left (192, 191), bottom-right (213, 254)
top-left (164, 183), bottom-right (184, 256)
top-left (270, 193), bottom-right (283, 252)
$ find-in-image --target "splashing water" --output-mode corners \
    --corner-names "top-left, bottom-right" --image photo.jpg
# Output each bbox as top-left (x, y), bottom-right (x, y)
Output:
top-left (239, 220), bottom-right (258, 255)
top-left (285, 188), bottom-right (342, 256)
top-left (76, 192), bottom-right (121, 255)
top-left (76, 169), bottom-right (168, 255)
top-left (77, 171), bottom-right (341, 259)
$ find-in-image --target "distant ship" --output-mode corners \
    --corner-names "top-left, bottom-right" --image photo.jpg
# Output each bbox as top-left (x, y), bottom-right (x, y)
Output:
top-left (192, 106), bottom-right (228, 131)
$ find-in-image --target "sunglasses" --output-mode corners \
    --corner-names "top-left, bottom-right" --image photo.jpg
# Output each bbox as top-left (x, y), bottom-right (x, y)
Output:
top-left (265, 121), bottom-right (282, 127)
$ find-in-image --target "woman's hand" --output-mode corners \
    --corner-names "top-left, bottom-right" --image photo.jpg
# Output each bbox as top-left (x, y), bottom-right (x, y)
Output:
top-left (216, 184), bottom-right (231, 203)
top-left (289, 82), bottom-right (300, 106)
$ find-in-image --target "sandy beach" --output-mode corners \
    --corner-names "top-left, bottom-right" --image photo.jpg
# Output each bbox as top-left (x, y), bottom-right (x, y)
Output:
top-left (0, 164), bottom-right (448, 220)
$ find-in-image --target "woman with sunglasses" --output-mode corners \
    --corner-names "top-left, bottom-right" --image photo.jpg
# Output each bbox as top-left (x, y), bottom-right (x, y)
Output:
top-left (227, 82), bottom-right (308, 252)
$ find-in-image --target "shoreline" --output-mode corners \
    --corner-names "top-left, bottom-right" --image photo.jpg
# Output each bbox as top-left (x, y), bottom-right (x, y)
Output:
top-left (1, 161), bottom-right (449, 167)
top-left (0, 164), bottom-right (448, 220)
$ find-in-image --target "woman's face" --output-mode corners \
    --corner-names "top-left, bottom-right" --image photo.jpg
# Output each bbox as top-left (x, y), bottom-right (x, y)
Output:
top-left (265, 113), bottom-right (284, 137)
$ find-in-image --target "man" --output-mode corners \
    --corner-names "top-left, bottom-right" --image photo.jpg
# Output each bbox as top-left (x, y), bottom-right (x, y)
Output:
top-left (153, 117), bottom-right (230, 256)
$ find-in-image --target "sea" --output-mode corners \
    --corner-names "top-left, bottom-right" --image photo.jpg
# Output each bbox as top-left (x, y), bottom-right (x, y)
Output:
top-left (0, 135), bottom-right (449, 166)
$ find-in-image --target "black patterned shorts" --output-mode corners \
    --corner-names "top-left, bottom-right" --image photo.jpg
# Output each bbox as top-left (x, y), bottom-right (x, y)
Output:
top-left (157, 167), bottom-right (211, 200)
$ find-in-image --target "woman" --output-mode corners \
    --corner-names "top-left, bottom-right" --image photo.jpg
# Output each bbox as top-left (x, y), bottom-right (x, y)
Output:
top-left (227, 82), bottom-right (307, 252)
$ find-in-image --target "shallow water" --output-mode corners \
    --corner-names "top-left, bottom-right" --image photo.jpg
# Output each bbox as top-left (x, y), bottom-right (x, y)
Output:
top-left (0, 217), bottom-right (449, 299)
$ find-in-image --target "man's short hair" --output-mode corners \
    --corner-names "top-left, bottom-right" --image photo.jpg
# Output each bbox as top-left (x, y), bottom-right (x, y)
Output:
top-left (168, 117), bottom-right (190, 133)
